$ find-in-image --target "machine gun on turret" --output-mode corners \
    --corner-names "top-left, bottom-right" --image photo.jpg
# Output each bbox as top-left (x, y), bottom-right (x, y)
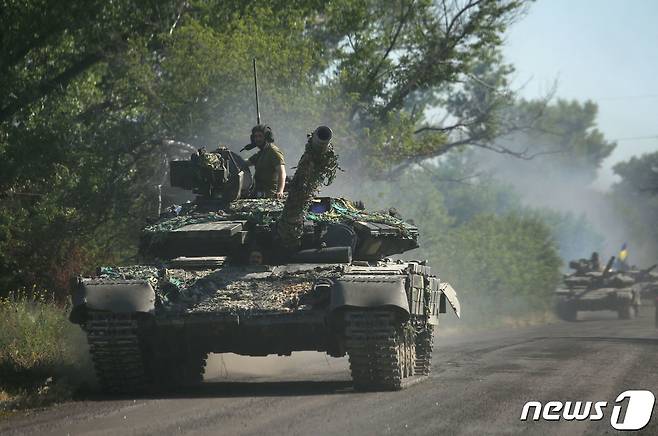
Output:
top-left (170, 147), bottom-right (253, 204)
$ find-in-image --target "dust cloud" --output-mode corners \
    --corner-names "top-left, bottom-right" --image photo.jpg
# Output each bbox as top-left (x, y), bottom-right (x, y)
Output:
top-left (472, 147), bottom-right (653, 266)
top-left (204, 352), bottom-right (348, 381)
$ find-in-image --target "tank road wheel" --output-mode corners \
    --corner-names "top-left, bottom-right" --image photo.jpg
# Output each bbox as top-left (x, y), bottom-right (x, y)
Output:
top-left (344, 310), bottom-right (416, 391)
top-left (86, 312), bottom-right (150, 394)
top-left (618, 304), bottom-right (637, 320)
top-left (555, 299), bottom-right (577, 322)
top-left (414, 325), bottom-right (434, 376)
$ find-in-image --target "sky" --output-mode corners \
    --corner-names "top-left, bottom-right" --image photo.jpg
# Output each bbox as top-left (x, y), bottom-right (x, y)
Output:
top-left (502, 0), bottom-right (658, 189)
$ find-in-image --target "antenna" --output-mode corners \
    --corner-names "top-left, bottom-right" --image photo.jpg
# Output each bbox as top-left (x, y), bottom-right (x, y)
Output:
top-left (253, 58), bottom-right (261, 125)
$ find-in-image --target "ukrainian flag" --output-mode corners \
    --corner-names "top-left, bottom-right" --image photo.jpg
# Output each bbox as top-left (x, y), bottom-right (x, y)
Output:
top-left (618, 243), bottom-right (628, 262)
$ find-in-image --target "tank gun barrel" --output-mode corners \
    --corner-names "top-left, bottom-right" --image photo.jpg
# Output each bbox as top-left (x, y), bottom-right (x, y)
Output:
top-left (642, 264), bottom-right (657, 275)
top-left (602, 256), bottom-right (615, 278)
top-left (277, 126), bottom-right (335, 251)
top-left (311, 126), bottom-right (332, 148)
top-left (633, 263), bottom-right (658, 281)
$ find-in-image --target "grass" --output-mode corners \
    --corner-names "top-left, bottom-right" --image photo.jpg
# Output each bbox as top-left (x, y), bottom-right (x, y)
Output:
top-left (0, 291), bottom-right (94, 416)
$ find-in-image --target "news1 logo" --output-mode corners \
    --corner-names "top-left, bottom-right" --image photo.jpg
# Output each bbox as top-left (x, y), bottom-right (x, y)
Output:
top-left (520, 390), bottom-right (655, 431)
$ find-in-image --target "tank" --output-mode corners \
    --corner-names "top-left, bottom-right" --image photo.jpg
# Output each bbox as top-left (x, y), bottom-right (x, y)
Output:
top-left (624, 264), bottom-right (658, 299)
top-left (69, 126), bottom-right (461, 393)
top-left (623, 265), bottom-right (658, 329)
top-left (554, 256), bottom-right (641, 321)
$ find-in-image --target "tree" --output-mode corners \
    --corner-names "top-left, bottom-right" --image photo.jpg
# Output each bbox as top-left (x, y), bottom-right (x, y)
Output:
top-left (0, 1), bottom-right (325, 295)
top-left (441, 213), bottom-right (561, 319)
top-left (0, 0), bottom-right (534, 296)
top-left (613, 151), bottom-right (658, 194)
top-left (316, 0), bottom-right (530, 176)
top-left (492, 99), bottom-right (617, 183)
top-left (610, 152), bottom-right (658, 262)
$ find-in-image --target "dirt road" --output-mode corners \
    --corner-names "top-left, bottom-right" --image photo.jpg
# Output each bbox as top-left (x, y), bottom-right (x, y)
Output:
top-left (2, 310), bottom-right (657, 435)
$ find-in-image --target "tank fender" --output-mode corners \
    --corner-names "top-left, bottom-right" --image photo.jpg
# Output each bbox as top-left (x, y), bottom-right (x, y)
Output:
top-left (440, 282), bottom-right (461, 318)
top-left (70, 279), bottom-right (156, 324)
top-left (329, 275), bottom-right (410, 319)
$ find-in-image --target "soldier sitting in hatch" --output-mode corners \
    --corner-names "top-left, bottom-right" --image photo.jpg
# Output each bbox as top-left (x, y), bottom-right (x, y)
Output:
top-left (243, 124), bottom-right (286, 199)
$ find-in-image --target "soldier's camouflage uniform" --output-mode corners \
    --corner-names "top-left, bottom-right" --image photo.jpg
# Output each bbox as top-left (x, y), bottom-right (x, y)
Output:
top-left (248, 144), bottom-right (285, 198)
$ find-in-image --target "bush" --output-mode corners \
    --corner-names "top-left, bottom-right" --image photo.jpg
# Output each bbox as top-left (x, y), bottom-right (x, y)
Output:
top-left (432, 213), bottom-right (562, 325)
top-left (0, 291), bottom-right (93, 412)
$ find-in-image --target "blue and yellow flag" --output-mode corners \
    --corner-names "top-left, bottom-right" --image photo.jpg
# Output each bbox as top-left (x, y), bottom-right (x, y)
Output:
top-left (618, 242), bottom-right (628, 262)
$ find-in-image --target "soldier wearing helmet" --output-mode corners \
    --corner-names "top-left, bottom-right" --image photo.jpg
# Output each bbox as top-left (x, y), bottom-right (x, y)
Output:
top-left (244, 124), bottom-right (286, 198)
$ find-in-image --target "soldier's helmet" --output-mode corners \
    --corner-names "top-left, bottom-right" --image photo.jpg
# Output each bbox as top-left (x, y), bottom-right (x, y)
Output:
top-left (250, 124), bottom-right (274, 144)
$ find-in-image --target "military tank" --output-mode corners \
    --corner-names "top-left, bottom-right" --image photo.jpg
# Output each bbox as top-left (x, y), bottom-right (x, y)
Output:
top-left (554, 255), bottom-right (641, 321)
top-left (624, 265), bottom-right (658, 329)
top-left (624, 264), bottom-right (658, 299)
top-left (69, 126), bottom-right (460, 393)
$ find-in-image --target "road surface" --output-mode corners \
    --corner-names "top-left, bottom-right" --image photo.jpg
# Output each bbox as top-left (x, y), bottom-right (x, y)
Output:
top-left (2, 309), bottom-right (657, 435)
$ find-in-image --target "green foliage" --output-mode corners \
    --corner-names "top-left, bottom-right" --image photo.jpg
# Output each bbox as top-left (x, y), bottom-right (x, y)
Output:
top-left (613, 151), bottom-right (658, 194)
top-left (0, 291), bottom-right (91, 410)
top-left (0, 1), bottom-right (531, 296)
top-left (420, 153), bottom-right (522, 224)
top-left (436, 213), bottom-right (561, 320)
top-left (611, 152), bottom-right (658, 261)
top-left (0, 2), bottom-right (323, 295)
top-left (350, 161), bottom-right (562, 322)
top-left (319, 0), bottom-right (526, 175)
top-left (504, 99), bottom-right (616, 182)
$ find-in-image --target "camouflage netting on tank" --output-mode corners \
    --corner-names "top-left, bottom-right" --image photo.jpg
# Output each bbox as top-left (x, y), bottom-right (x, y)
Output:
top-left (227, 198), bottom-right (284, 225)
top-left (307, 198), bottom-right (417, 238)
top-left (185, 275), bottom-right (314, 314)
top-left (99, 266), bottom-right (161, 289)
top-left (142, 211), bottom-right (228, 234)
top-left (96, 265), bottom-right (341, 314)
top-left (143, 198), bottom-right (414, 236)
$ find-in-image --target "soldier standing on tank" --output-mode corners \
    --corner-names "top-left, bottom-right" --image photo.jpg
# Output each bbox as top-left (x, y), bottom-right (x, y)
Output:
top-left (243, 125), bottom-right (286, 198)
top-left (590, 252), bottom-right (601, 271)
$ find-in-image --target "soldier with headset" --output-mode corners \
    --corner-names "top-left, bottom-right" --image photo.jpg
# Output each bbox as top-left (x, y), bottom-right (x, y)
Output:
top-left (242, 124), bottom-right (286, 198)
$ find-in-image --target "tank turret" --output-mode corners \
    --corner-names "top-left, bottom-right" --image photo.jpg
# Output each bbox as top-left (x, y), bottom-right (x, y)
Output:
top-left (140, 127), bottom-right (418, 263)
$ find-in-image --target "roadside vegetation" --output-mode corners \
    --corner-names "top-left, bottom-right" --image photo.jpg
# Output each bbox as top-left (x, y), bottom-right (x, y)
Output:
top-left (0, 291), bottom-right (93, 415)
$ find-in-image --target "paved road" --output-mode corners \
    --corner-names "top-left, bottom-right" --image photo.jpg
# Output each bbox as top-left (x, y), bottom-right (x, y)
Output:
top-left (2, 310), bottom-right (657, 436)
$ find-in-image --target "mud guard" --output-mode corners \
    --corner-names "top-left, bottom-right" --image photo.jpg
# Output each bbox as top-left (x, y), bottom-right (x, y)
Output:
top-left (440, 282), bottom-right (461, 318)
top-left (329, 275), bottom-right (410, 320)
top-left (69, 279), bottom-right (156, 324)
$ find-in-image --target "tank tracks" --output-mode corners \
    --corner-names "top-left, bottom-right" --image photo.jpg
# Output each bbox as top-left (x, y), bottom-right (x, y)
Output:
top-left (555, 297), bottom-right (577, 322)
top-left (414, 324), bottom-right (434, 376)
top-left (86, 312), bottom-right (206, 394)
top-left (86, 312), bottom-right (149, 394)
top-left (345, 310), bottom-right (424, 391)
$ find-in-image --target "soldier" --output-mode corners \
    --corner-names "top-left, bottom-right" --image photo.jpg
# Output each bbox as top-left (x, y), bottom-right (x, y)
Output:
top-left (244, 125), bottom-right (286, 198)
top-left (590, 251), bottom-right (601, 271)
